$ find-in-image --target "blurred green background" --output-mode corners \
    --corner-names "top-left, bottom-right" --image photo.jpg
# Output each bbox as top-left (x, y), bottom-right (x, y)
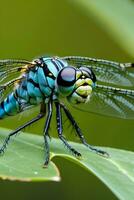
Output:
top-left (0, 0), bottom-right (134, 200)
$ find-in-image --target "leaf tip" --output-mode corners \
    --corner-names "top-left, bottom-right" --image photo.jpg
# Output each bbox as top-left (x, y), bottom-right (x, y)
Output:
top-left (52, 176), bottom-right (61, 182)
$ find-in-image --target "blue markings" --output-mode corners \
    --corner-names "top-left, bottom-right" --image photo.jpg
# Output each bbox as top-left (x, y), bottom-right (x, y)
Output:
top-left (17, 81), bottom-right (29, 101)
top-left (37, 67), bottom-right (52, 96)
top-left (0, 105), bottom-right (6, 118)
top-left (0, 93), bottom-right (19, 118)
top-left (45, 60), bottom-right (59, 77)
top-left (4, 93), bottom-right (19, 114)
top-left (0, 57), bottom-right (68, 117)
top-left (55, 58), bottom-right (68, 68)
top-left (47, 77), bottom-right (55, 89)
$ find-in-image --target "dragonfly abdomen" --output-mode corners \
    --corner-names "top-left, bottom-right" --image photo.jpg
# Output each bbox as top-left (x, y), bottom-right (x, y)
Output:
top-left (0, 92), bottom-right (20, 119)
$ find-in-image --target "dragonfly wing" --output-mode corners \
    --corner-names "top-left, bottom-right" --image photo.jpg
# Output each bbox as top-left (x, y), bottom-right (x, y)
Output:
top-left (62, 56), bottom-right (134, 87)
top-left (0, 59), bottom-right (33, 84)
top-left (0, 59), bottom-right (36, 102)
top-left (0, 77), bottom-right (24, 102)
top-left (72, 84), bottom-right (134, 119)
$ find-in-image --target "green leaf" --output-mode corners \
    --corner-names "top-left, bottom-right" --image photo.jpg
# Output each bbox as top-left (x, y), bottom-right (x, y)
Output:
top-left (0, 128), bottom-right (60, 182)
top-left (0, 127), bottom-right (134, 200)
top-left (67, 0), bottom-right (134, 57)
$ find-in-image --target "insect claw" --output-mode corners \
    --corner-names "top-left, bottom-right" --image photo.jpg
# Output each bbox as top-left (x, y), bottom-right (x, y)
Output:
top-left (0, 148), bottom-right (4, 155)
top-left (96, 149), bottom-right (109, 158)
top-left (43, 158), bottom-right (50, 168)
top-left (43, 163), bottom-right (49, 168)
top-left (75, 152), bottom-right (82, 159)
top-left (70, 148), bottom-right (82, 158)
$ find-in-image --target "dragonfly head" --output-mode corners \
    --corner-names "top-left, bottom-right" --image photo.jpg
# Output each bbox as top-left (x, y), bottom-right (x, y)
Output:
top-left (56, 66), bottom-right (96, 104)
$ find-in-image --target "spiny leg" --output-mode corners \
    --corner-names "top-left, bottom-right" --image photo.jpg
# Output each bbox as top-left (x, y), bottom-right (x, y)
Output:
top-left (55, 102), bottom-right (81, 157)
top-left (60, 103), bottom-right (109, 157)
top-left (0, 103), bottom-right (46, 154)
top-left (43, 101), bottom-right (52, 167)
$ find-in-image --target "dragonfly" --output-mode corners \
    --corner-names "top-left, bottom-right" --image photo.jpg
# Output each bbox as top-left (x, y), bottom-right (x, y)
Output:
top-left (0, 56), bottom-right (134, 166)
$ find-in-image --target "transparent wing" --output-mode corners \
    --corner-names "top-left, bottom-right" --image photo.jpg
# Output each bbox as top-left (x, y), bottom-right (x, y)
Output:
top-left (0, 77), bottom-right (24, 102)
top-left (0, 77), bottom-right (35, 114)
top-left (0, 59), bottom-right (33, 84)
top-left (72, 85), bottom-right (134, 119)
top-left (0, 59), bottom-right (35, 103)
top-left (62, 56), bottom-right (134, 87)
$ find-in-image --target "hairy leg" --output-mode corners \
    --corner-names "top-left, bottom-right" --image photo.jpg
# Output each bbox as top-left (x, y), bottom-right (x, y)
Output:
top-left (60, 103), bottom-right (109, 157)
top-left (43, 101), bottom-right (52, 166)
top-left (55, 102), bottom-right (81, 157)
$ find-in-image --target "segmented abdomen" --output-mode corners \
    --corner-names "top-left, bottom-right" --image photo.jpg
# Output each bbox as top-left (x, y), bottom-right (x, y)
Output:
top-left (0, 92), bottom-right (19, 118)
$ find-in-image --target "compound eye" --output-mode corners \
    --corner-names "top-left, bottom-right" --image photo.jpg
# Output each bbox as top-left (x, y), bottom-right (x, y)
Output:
top-left (57, 67), bottom-right (76, 86)
top-left (80, 67), bottom-right (96, 82)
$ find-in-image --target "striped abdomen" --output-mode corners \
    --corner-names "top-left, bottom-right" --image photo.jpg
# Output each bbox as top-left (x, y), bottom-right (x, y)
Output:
top-left (0, 57), bottom-right (67, 119)
top-left (0, 92), bottom-right (20, 118)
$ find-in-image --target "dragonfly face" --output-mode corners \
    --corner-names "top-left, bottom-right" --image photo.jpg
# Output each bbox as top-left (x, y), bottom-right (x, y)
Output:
top-left (56, 66), bottom-right (96, 104)
top-left (0, 55), bottom-right (133, 166)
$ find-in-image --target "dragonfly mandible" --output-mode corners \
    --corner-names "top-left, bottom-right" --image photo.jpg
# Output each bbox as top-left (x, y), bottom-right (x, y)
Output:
top-left (0, 56), bottom-right (134, 166)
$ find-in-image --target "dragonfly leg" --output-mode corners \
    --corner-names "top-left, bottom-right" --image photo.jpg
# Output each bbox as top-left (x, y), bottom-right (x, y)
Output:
top-left (0, 103), bottom-right (46, 155)
top-left (55, 102), bottom-right (81, 157)
top-left (43, 101), bottom-right (52, 167)
top-left (60, 103), bottom-right (109, 157)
